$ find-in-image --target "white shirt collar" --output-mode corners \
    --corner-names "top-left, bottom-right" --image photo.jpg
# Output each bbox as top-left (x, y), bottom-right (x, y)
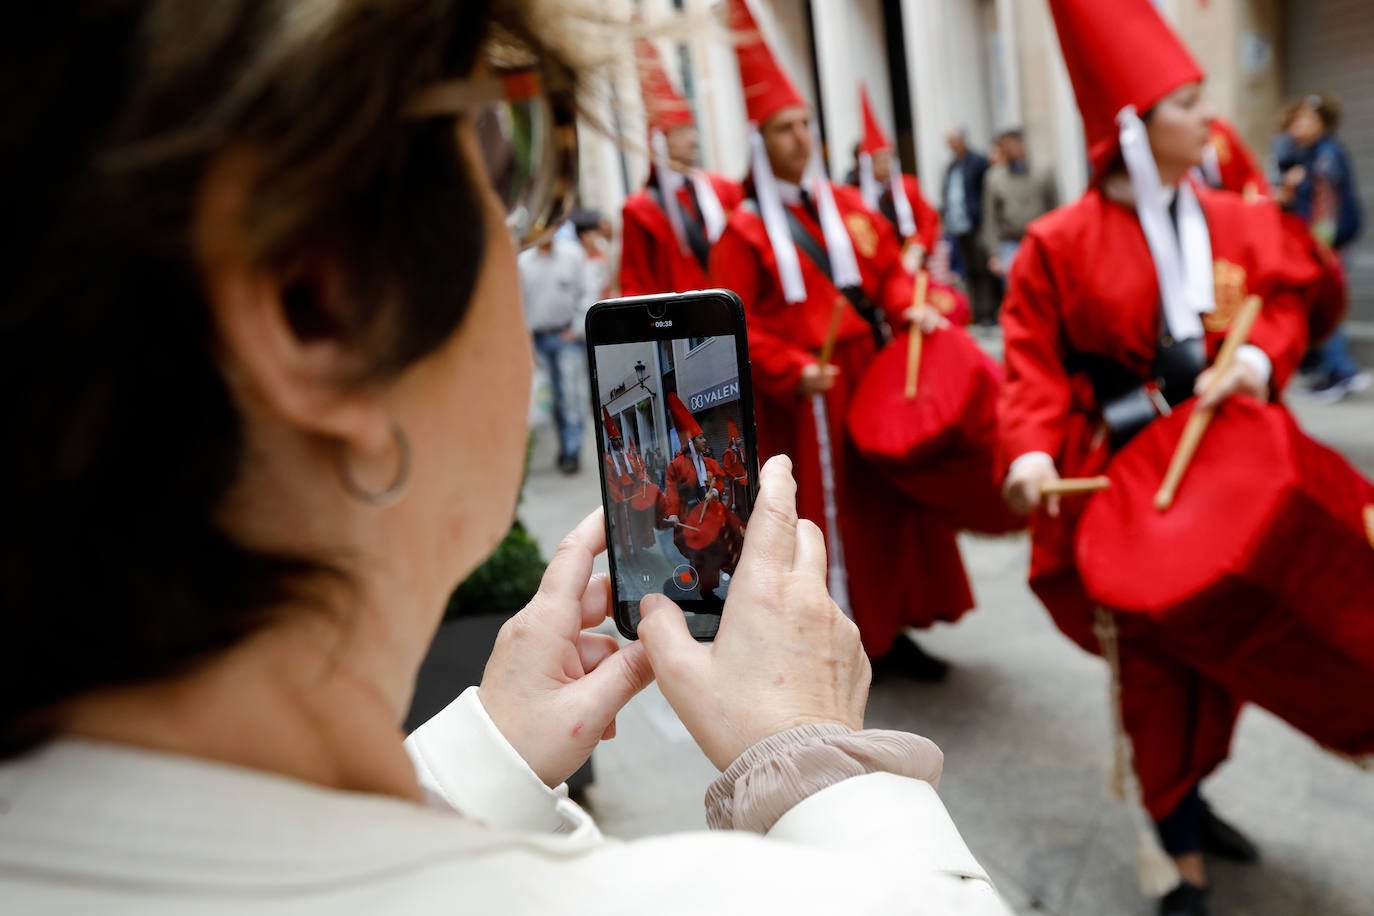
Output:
top-left (775, 180), bottom-right (803, 207)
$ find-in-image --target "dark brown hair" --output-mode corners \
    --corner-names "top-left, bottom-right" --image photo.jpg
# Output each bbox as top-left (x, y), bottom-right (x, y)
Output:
top-left (0, 0), bottom-right (596, 757)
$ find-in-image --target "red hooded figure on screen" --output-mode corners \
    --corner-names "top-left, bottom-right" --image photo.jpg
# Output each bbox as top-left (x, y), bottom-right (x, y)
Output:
top-left (661, 393), bottom-right (742, 601)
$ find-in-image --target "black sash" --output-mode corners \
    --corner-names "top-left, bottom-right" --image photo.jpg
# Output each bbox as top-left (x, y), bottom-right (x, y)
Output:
top-left (878, 189), bottom-right (900, 236)
top-left (649, 184), bottom-right (711, 272)
top-left (1067, 332), bottom-right (1207, 449)
top-left (744, 197), bottom-right (889, 349)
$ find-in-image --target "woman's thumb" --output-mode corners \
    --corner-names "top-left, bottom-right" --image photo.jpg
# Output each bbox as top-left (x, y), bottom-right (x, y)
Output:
top-left (635, 594), bottom-right (706, 692)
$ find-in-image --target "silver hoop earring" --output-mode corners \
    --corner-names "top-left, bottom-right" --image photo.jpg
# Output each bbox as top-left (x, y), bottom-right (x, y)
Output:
top-left (337, 420), bottom-right (412, 507)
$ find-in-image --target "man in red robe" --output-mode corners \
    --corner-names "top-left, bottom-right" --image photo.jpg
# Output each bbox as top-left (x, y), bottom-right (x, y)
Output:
top-left (604, 409), bottom-right (656, 560)
top-left (852, 83), bottom-right (942, 267)
top-left (619, 37), bottom-right (743, 299)
top-left (661, 394), bottom-right (740, 601)
top-left (721, 419), bottom-right (750, 515)
top-left (602, 407), bottom-right (636, 558)
top-left (708, 0), bottom-right (972, 681)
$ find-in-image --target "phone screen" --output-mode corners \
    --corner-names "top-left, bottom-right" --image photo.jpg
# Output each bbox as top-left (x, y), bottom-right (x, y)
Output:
top-left (587, 292), bottom-right (757, 640)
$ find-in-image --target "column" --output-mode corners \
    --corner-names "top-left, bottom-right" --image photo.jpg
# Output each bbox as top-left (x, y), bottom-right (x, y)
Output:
top-left (809, 0), bottom-right (858, 178)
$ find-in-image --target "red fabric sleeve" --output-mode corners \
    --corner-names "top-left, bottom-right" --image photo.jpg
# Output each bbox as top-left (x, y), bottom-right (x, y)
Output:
top-left (618, 203), bottom-right (660, 299)
top-left (709, 224), bottom-right (814, 401)
top-left (663, 458), bottom-right (684, 517)
top-left (1243, 202), bottom-right (1319, 392)
top-left (997, 233), bottom-right (1074, 477)
top-left (1247, 291), bottom-right (1309, 393)
top-left (706, 459), bottom-right (728, 497)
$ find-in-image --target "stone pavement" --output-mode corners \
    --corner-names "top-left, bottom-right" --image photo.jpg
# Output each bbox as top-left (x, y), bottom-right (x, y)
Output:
top-left (518, 350), bottom-right (1374, 916)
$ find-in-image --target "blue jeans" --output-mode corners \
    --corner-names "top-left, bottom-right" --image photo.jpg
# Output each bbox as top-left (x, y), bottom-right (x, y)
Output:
top-left (1309, 328), bottom-right (1363, 383)
top-left (533, 331), bottom-right (584, 460)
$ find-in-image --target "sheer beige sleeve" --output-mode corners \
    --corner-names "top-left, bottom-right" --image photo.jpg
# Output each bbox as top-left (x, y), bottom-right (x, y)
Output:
top-left (704, 724), bottom-right (945, 834)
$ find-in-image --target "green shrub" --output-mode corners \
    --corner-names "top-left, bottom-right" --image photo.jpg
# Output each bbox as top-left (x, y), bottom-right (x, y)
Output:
top-left (444, 519), bottom-right (546, 619)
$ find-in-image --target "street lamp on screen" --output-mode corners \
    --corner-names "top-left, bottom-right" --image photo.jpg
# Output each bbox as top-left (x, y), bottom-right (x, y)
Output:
top-left (632, 360), bottom-right (656, 396)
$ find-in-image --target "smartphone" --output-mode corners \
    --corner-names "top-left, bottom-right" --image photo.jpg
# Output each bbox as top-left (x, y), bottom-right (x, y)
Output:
top-left (585, 290), bottom-right (759, 641)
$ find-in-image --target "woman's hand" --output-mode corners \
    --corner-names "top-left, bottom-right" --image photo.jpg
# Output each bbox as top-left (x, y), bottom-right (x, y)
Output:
top-left (1003, 454), bottom-right (1061, 518)
top-left (1195, 360), bottom-right (1266, 409)
top-left (636, 456), bottom-right (870, 771)
top-left (797, 362), bottom-right (840, 396)
top-left (903, 305), bottom-right (948, 335)
top-left (478, 510), bottom-right (655, 786)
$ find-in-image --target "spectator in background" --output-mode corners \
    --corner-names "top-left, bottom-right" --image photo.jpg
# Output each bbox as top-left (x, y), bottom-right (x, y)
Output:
top-left (941, 128), bottom-right (997, 325)
top-left (981, 128), bottom-right (1058, 284)
top-left (1280, 92), bottom-right (1368, 404)
top-left (572, 209), bottom-right (614, 302)
top-left (647, 446), bottom-right (668, 489)
top-left (520, 234), bottom-right (590, 472)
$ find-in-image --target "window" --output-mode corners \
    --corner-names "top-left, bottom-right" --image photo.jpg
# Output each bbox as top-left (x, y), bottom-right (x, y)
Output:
top-left (687, 336), bottom-right (712, 352)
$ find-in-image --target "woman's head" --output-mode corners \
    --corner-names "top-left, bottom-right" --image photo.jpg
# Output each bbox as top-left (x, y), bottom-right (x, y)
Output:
top-left (1, 0), bottom-right (596, 755)
top-left (1288, 93), bottom-right (1340, 148)
top-left (1144, 81), bottom-right (1215, 182)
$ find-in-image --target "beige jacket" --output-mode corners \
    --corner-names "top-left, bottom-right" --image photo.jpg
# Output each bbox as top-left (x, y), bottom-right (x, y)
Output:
top-left (0, 688), bottom-right (1011, 914)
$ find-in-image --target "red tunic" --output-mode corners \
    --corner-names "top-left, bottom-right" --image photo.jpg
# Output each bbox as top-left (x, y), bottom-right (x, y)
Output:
top-left (709, 183), bottom-right (974, 656)
top-left (998, 183), bottom-right (1320, 817)
top-left (619, 173), bottom-right (744, 298)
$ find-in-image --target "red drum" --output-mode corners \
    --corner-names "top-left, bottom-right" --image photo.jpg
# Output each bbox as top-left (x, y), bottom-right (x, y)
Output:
top-left (848, 326), bottom-right (1025, 535)
top-left (677, 500), bottom-right (746, 572)
top-left (629, 479), bottom-right (662, 512)
top-left (1077, 398), bottom-right (1374, 755)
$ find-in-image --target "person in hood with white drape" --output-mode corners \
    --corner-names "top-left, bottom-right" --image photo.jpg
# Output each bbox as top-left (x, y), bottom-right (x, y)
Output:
top-left (709, 0), bottom-right (975, 683)
top-left (619, 35), bottom-right (742, 299)
top-left (998, 2), bottom-right (1324, 914)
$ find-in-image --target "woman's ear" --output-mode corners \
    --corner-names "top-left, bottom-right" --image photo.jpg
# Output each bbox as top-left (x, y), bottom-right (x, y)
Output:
top-left (193, 150), bottom-right (392, 458)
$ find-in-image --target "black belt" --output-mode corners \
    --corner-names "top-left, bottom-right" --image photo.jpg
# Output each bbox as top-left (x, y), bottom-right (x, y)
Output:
top-left (1068, 334), bottom-right (1207, 450)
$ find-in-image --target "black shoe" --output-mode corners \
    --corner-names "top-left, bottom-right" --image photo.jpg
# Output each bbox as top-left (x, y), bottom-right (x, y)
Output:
top-left (1159, 882), bottom-right (1209, 916)
top-left (1201, 804), bottom-right (1259, 863)
top-left (871, 636), bottom-right (950, 683)
top-left (558, 453), bottom-right (580, 474)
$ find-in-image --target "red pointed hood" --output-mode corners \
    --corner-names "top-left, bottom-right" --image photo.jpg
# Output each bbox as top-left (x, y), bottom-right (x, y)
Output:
top-left (602, 406), bottom-right (622, 440)
top-left (1048, 0), bottom-right (1204, 175)
top-left (727, 418), bottom-right (741, 442)
top-left (636, 36), bottom-right (695, 134)
top-left (859, 83), bottom-right (891, 155)
top-left (725, 0), bottom-right (805, 126)
top-left (666, 392), bottom-right (703, 441)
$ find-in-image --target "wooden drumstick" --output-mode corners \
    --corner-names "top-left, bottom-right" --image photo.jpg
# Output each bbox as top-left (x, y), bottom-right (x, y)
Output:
top-left (818, 295), bottom-right (848, 369)
top-left (1040, 476), bottom-right (1112, 497)
top-left (904, 270), bottom-right (930, 400)
top-left (1154, 294), bottom-right (1265, 512)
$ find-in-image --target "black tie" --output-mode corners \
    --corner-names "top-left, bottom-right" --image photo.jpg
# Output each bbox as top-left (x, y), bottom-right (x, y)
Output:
top-left (679, 182), bottom-right (711, 270)
top-left (799, 188), bottom-right (818, 220)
